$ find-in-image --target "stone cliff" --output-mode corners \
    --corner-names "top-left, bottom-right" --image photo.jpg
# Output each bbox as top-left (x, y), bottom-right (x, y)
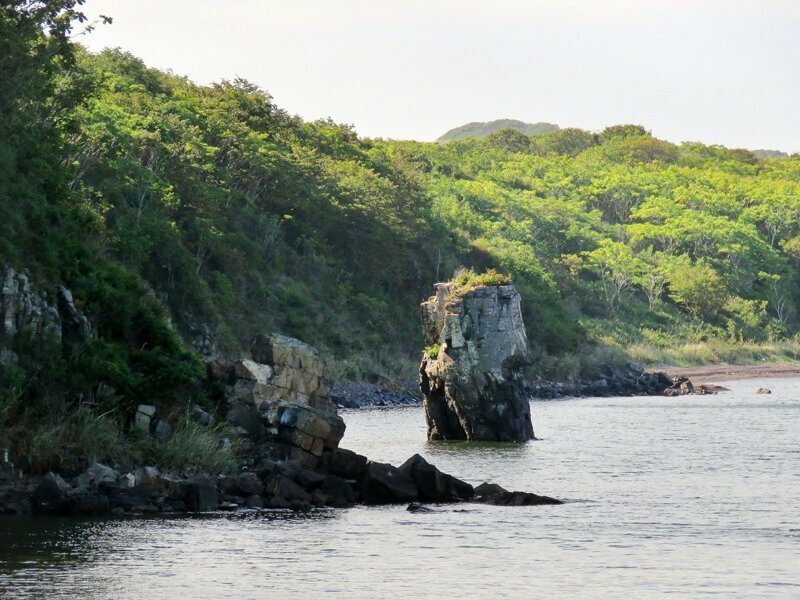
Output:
top-left (419, 282), bottom-right (535, 442)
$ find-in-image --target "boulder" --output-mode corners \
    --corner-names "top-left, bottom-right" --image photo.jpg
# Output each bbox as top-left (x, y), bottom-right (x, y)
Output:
top-left (234, 359), bottom-right (273, 384)
top-left (398, 453), bottom-right (473, 502)
top-left (419, 282), bottom-right (535, 442)
top-left (135, 405), bottom-right (156, 434)
top-left (474, 482), bottom-right (562, 506)
top-left (319, 448), bottom-right (368, 480)
top-left (319, 475), bottom-right (355, 505)
top-left (223, 472), bottom-right (264, 497)
top-left (181, 475), bottom-right (218, 512)
top-left (361, 461), bottom-right (418, 504)
top-left (133, 466), bottom-right (160, 496)
top-left (264, 474), bottom-right (312, 503)
top-left (76, 463), bottom-right (120, 491)
top-left (33, 472), bottom-right (71, 513)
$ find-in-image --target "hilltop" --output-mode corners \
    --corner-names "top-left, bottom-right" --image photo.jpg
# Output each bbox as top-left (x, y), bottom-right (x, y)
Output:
top-left (436, 119), bottom-right (559, 142)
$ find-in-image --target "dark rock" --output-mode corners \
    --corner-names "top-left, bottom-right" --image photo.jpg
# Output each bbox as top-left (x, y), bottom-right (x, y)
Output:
top-left (474, 481), bottom-right (562, 506)
top-left (133, 466), bottom-right (160, 496)
top-left (245, 495), bottom-right (264, 508)
top-left (406, 502), bottom-right (436, 513)
top-left (361, 461), bottom-right (418, 505)
top-left (398, 453), bottom-right (473, 502)
top-left (33, 472), bottom-right (71, 513)
top-left (223, 472), bottom-right (263, 497)
top-left (70, 493), bottom-right (111, 515)
top-left (190, 404), bottom-right (212, 425)
top-left (319, 448), bottom-right (368, 480)
top-left (264, 474), bottom-right (312, 503)
top-left (319, 475), bottom-right (355, 504)
top-left (483, 490), bottom-right (563, 506)
top-left (295, 469), bottom-right (327, 490)
top-left (226, 404), bottom-right (265, 439)
top-left (181, 475), bottom-right (218, 512)
top-left (474, 482), bottom-right (509, 499)
top-left (76, 463), bottom-right (119, 491)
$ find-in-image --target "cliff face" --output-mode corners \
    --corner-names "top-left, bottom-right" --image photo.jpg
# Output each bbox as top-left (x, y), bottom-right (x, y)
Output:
top-left (419, 283), bottom-right (535, 442)
top-left (1, 267), bottom-right (92, 359)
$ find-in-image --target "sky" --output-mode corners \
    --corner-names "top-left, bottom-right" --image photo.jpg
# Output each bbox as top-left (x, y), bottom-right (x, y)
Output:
top-left (78, 0), bottom-right (800, 151)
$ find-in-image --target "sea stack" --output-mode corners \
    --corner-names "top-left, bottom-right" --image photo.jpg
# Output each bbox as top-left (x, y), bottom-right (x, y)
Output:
top-left (419, 281), bottom-right (535, 442)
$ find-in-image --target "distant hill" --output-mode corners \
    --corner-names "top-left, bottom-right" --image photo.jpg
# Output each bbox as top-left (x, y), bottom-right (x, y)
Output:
top-left (753, 149), bottom-right (789, 159)
top-left (437, 119), bottom-right (559, 142)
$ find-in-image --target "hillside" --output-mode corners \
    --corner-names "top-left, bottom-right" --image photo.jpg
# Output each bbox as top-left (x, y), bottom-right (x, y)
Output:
top-left (436, 119), bottom-right (559, 142)
top-left (4, 3), bottom-right (800, 470)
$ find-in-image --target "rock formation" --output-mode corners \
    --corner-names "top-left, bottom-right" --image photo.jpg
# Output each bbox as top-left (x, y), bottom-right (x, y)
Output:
top-left (419, 282), bottom-right (535, 442)
top-left (0, 266), bottom-right (92, 349)
top-left (208, 334), bottom-right (346, 468)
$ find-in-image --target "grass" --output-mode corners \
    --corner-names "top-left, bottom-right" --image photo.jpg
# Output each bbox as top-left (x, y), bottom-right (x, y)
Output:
top-left (2, 401), bottom-right (242, 476)
top-left (450, 267), bottom-right (511, 295)
top-left (424, 343), bottom-right (441, 359)
top-left (138, 420), bottom-right (241, 475)
top-left (627, 339), bottom-right (800, 367)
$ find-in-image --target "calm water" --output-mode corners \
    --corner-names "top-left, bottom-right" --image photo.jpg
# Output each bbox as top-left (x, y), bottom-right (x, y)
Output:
top-left (1, 378), bottom-right (799, 598)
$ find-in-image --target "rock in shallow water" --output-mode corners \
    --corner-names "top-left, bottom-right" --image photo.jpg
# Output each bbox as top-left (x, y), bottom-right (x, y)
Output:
top-left (419, 282), bottom-right (535, 442)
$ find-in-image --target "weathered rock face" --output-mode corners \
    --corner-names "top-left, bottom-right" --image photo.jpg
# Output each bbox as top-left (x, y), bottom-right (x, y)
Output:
top-left (419, 283), bottom-right (535, 442)
top-left (218, 334), bottom-right (345, 468)
top-left (1, 266), bottom-right (92, 347)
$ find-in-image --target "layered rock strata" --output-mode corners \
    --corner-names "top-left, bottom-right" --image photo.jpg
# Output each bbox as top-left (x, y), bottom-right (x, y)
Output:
top-left (419, 283), bottom-right (535, 442)
top-left (209, 334), bottom-right (345, 468)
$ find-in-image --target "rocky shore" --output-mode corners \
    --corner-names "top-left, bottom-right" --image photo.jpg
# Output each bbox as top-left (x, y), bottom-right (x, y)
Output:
top-left (331, 363), bottom-right (705, 409)
top-left (0, 450), bottom-right (561, 517)
top-left (1, 333), bottom-right (562, 517)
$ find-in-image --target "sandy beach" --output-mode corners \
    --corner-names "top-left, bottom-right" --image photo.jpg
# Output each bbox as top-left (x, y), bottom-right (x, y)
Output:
top-left (653, 362), bottom-right (800, 384)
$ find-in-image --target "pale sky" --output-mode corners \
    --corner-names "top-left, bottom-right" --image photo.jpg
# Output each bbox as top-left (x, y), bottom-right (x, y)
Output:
top-left (79, 0), bottom-right (800, 151)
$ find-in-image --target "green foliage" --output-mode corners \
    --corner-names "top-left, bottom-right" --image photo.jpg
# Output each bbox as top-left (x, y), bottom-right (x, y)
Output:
top-left (425, 344), bottom-right (441, 359)
top-left (5, 0), bottom-right (800, 432)
top-left (451, 267), bottom-right (511, 291)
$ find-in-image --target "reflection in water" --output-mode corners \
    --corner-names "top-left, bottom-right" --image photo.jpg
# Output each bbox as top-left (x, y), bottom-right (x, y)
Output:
top-left (2, 378), bottom-right (800, 598)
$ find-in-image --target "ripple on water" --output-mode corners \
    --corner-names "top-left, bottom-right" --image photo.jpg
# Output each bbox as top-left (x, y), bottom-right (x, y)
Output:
top-left (2, 379), bottom-right (800, 597)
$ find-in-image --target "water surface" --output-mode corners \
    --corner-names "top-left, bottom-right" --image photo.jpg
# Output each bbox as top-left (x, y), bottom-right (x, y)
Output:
top-left (1, 378), bottom-right (799, 598)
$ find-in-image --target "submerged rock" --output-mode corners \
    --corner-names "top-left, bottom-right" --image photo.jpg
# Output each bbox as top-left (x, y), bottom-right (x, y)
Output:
top-left (419, 282), bottom-right (535, 442)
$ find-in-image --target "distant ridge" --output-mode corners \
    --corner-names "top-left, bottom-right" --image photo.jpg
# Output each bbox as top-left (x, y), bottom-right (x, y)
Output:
top-left (437, 119), bottom-right (559, 142)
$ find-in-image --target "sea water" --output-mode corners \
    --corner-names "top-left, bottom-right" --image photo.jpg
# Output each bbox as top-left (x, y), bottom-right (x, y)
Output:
top-left (1, 378), bottom-right (798, 598)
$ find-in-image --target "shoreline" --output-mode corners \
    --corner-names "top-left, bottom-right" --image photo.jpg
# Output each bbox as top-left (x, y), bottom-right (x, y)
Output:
top-left (653, 362), bottom-right (800, 383)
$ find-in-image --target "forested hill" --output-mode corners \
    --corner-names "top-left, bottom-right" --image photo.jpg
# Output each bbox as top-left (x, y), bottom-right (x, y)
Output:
top-left (436, 119), bottom-right (560, 142)
top-left (3, 2), bottom-right (800, 431)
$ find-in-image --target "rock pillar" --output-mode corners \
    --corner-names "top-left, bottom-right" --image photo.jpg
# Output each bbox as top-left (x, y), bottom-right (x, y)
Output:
top-left (419, 283), bottom-right (535, 442)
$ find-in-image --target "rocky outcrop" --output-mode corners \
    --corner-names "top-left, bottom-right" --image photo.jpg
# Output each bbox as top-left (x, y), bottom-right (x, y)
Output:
top-left (662, 376), bottom-right (729, 396)
top-left (207, 334), bottom-right (346, 468)
top-left (419, 282), bottom-right (535, 442)
top-left (0, 266), bottom-right (92, 348)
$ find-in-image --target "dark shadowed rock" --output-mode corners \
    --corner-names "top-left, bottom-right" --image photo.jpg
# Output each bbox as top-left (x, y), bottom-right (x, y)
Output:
top-left (361, 461), bottom-right (418, 504)
top-left (223, 472), bottom-right (263, 497)
top-left (33, 472), bottom-right (71, 513)
top-left (264, 474), bottom-right (312, 503)
top-left (181, 475), bottom-right (218, 512)
top-left (319, 448), bottom-right (368, 480)
top-left (419, 283), bottom-right (535, 442)
top-left (398, 453), bottom-right (473, 502)
top-left (474, 481), bottom-right (562, 506)
top-left (319, 475), bottom-right (355, 505)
